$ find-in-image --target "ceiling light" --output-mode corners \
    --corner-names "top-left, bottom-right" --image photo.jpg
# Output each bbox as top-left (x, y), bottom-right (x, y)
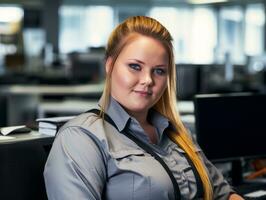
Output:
top-left (188, 0), bottom-right (228, 4)
top-left (0, 7), bottom-right (24, 23)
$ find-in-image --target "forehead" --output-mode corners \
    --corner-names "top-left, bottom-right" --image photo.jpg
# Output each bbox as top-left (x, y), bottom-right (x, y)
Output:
top-left (124, 34), bottom-right (166, 50)
top-left (119, 34), bottom-right (169, 62)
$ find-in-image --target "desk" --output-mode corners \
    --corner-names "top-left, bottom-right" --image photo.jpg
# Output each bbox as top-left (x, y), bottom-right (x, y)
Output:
top-left (236, 181), bottom-right (266, 199)
top-left (37, 99), bottom-right (98, 118)
top-left (0, 131), bottom-right (54, 144)
top-left (0, 131), bottom-right (54, 200)
top-left (0, 83), bottom-right (103, 95)
top-left (0, 83), bottom-right (104, 126)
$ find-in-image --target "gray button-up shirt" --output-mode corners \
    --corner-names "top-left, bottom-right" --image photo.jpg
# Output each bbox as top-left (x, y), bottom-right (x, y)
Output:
top-left (44, 97), bottom-right (233, 200)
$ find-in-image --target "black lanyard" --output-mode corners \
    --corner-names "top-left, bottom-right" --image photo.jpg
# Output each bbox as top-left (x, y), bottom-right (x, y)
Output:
top-left (87, 109), bottom-right (204, 199)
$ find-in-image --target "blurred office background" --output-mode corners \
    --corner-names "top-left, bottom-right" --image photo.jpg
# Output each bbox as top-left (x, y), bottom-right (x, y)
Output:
top-left (0, 0), bottom-right (266, 126)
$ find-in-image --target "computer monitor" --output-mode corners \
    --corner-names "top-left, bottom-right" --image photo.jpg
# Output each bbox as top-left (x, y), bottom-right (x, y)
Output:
top-left (194, 93), bottom-right (266, 185)
top-left (194, 93), bottom-right (266, 162)
top-left (176, 64), bottom-right (202, 100)
top-left (68, 52), bottom-right (104, 84)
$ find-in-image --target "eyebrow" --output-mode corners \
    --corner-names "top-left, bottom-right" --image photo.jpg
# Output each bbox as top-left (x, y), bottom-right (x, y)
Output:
top-left (128, 59), bottom-right (145, 64)
top-left (128, 59), bottom-right (167, 68)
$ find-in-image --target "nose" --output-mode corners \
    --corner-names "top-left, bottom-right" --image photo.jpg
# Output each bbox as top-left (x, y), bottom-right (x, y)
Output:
top-left (141, 71), bottom-right (153, 86)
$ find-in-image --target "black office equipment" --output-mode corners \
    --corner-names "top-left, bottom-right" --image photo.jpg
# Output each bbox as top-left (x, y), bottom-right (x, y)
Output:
top-left (0, 132), bottom-right (54, 200)
top-left (176, 64), bottom-right (202, 100)
top-left (194, 93), bottom-right (266, 185)
top-left (68, 52), bottom-right (103, 84)
top-left (0, 96), bottom-right (7, 127)
top-left (23, 8), bottom-right (42, 28)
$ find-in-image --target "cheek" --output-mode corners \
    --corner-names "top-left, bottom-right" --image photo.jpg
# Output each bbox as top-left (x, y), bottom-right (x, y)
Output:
top-left (152, 79), bottom-right (167, 102)
top-left (155, 78), bottom-right (168, 94)
top-left (111, 67), bottom-right (136, 92)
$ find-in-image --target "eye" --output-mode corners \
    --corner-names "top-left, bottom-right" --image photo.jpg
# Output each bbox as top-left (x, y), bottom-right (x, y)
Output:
top-left (153, 68), bottom-right (167, 76)
top-left (128, 63), bottom-right (141, 71)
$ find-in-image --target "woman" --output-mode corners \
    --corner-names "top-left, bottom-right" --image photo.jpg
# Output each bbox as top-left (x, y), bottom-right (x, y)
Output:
top-left (44, 16), bottom-right (243, 200)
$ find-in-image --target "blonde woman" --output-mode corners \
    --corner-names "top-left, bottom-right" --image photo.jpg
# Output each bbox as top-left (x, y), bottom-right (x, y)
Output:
top-left (44, 16), bottom-right (243, 200)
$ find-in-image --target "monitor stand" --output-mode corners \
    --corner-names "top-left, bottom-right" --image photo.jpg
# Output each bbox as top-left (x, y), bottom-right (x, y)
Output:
top-left (231, 159), bottom-right (244, 186)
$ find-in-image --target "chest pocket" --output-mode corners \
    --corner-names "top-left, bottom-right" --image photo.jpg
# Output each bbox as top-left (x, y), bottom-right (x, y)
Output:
top-left (106, 149), bottom-right (153, 200)
top-left (173, 145), bottom-right (202, 173)
top-left (171, 144), bottom-right (202, 168)
top-left (165, 143), bottom-right (204, 199)
top-left (110, 149), bottom-right (145, 160)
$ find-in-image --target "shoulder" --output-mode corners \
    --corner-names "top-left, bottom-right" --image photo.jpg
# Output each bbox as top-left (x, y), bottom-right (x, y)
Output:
top-left (63, 111), bottom-right (102, 129)
top-left (55, 112), bottom-right (107, 148)
top-left (47, 112), bottom-right (110, 166)
top-left (60, 112), bottom-right (106, 136)
top-left (55, 111), bottom-right (130, 154)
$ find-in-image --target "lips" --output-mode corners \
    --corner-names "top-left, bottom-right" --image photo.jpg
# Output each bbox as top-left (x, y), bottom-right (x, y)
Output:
top-left (134, 90), bottom-right (152, 96)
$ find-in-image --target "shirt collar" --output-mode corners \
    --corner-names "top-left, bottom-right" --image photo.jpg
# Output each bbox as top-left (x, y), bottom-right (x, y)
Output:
top-left (98, 95), bottom-right (172, 140)
top-left (98, 96), bottom-right (131, 132)
top-left (148, 109), bottom-right (171, 142)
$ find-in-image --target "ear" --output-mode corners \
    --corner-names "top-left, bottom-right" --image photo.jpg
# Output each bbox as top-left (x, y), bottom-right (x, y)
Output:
top-left (105, 57), bottom-right (113, 74)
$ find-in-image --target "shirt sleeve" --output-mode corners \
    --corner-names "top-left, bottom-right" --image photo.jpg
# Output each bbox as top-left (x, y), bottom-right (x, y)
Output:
top-left (189, 133), bottom-right (234, 200)
top-left (44, 126), bottom-right (107, 200)
top-left (200, 152), bottom-right (235, 200)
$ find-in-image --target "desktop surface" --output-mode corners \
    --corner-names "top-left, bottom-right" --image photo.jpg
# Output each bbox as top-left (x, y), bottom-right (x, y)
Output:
top-left (0, 131), bottom-right (54, 145)
top-left (236, 181), bottom-right (266, 199)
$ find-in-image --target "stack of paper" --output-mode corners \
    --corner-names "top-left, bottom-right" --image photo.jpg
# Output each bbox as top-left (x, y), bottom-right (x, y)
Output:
top-left (36, 116), bottom-right (75, 136)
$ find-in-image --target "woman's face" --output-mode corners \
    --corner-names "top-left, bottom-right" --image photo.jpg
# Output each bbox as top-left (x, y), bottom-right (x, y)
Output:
top-left (106, 35), bottom-right (169, 116)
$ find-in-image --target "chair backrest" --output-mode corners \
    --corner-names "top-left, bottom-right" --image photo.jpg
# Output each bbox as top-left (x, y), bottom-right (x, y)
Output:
top-left (0, 141), bottom-right (50, 200)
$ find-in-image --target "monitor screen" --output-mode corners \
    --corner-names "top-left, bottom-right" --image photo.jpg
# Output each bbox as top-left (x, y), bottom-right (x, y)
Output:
top-left (176, 64), bottom-right (202, 100)
top-left (194, 93), bottom-right (266, 162)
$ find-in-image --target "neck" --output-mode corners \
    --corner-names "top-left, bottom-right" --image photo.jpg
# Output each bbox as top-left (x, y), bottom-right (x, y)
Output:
top-left (128, 110), bottom-right (158, 144)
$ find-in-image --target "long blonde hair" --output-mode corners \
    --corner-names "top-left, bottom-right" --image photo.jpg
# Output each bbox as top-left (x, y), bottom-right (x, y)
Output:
top-left (102, 16), bottom-right (213, 200)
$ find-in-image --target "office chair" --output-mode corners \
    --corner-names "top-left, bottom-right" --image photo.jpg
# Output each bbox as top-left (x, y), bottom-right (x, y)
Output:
top-left (0, 141), bottom-right (49, 200)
